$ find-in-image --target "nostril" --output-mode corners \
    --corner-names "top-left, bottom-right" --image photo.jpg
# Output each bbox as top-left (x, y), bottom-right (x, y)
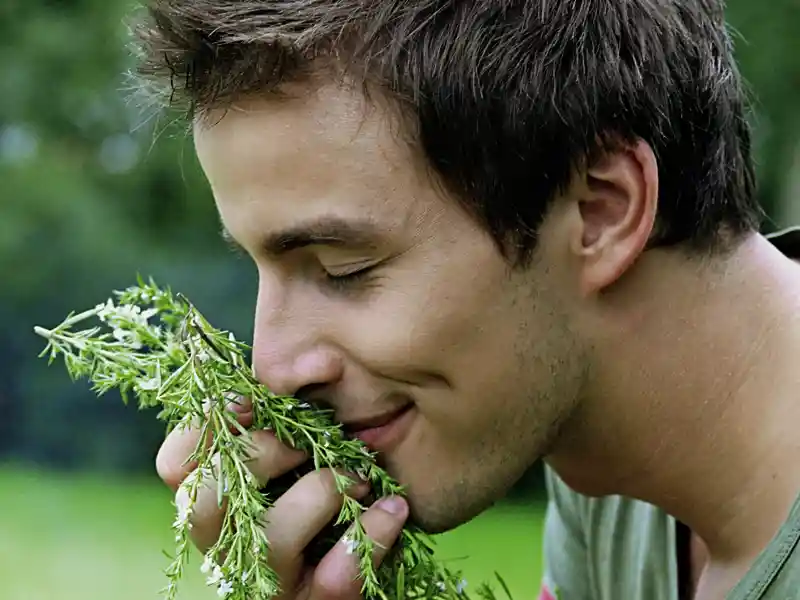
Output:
top-left (252, 344), bottom-right (345, 398)
top-left (294, 383), bottom-right (331, 407)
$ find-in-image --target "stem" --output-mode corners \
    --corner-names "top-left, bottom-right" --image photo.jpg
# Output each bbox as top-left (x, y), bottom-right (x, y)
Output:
top-left (33, 326), bottom-right (52, 339)
top-left (35, 326), bottom-right (155, 375)
top-left (34, 307), bottom-right (101, 339)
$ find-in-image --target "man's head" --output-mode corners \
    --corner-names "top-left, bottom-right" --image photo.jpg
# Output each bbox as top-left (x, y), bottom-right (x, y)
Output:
top-left (136, 0), bottom-right (763, 532)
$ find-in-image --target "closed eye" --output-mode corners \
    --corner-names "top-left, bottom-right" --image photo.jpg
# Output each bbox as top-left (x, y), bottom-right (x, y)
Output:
top-left (322, 264), bottom-right (378, 292)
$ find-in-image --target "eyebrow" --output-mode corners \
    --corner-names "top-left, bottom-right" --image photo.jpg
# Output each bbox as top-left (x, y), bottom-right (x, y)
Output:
top-left (219, 216), bottom-right (384, 257)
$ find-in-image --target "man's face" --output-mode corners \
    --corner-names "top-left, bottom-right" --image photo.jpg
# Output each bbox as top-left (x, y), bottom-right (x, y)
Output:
top-left (193, 82), bottom-right (585, 533)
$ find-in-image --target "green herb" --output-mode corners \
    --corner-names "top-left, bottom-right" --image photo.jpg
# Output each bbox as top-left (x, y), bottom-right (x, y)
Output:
top-left (34, 276), bottom-right (512, 600)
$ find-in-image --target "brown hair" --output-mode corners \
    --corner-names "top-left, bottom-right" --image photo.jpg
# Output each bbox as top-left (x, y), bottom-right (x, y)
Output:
top-left (134, 0), bottom-right (763, 263)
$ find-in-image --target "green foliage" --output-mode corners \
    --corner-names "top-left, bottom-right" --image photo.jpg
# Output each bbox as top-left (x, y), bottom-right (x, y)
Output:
top-left (34, 278), bottom-right (519, 600)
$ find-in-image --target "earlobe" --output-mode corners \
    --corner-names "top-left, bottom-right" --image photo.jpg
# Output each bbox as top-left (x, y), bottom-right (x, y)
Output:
top-left (575, 140), bottom-right (659, 297)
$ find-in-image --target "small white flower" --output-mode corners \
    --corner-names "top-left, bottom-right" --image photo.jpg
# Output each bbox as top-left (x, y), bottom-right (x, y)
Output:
top-left (174, 485), bottom-right (194, 529)
top-left (141, 307), bottom-right (158, 322)
top-left (435, 579), bottom-right (467, 594)
top-left (197, 350), bottom-right (210, 363)
top-left (137, 377), bottom-right (160, 391)
top-left (342, 536), bottom-right (360, 555)
top-left (200, 554), bottom-right (216, 575)
top-left (95, 299), bottom-right (115, 322)
top-left (111, 327), bottom-right (143, 349)
top-left (206, 565), bottom-right (224, 586)
top-left (115, 304), bottom-right (142, 325)
top-left (165, 338), bottom-right (182, 356)
top-left (217, 579), bottom-right (234, 597)
top-left (298, 402), bottom-right (311, 409)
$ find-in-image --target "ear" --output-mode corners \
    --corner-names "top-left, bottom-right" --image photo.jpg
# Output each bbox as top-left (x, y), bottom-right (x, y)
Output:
top-left (570, 140), bottom-right (659, 297)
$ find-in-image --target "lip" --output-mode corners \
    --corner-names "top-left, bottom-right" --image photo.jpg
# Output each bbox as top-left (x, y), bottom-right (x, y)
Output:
top-left (344, 405), bottom-right (414, 453)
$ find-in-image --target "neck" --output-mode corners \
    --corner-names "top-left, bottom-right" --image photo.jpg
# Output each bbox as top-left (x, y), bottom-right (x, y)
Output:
top-left (547, 233), bottom-right (800, 565)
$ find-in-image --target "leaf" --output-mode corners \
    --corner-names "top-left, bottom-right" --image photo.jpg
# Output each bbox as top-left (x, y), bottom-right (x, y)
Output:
top-left (396, 564), bottom-right (405, 600)
top-left (493, 572), bottom-right (514, 600)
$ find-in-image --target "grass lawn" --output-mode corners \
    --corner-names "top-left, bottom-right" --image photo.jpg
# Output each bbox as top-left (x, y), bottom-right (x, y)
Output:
top-left (0, 464), bottom-right (545, 600)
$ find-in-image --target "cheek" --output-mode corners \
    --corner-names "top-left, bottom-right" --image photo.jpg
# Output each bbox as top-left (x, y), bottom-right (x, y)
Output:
top-left (335, 270), bottom-right (515, 378)
top-left (334, 270), bottom-right (534, 435)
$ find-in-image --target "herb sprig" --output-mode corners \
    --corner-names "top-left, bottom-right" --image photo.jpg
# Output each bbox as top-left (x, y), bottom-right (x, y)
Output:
top-left (34, 276), bottom-right (513, 600)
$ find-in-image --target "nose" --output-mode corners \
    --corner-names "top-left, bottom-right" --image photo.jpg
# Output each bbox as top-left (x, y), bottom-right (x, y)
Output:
top-left (251, 280), bottom-right (344, 398)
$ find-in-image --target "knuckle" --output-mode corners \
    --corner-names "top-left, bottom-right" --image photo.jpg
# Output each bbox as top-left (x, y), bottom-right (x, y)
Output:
top-left (360, 502), bottom-right (407, 546)
top-left (311, 468), bottom-right (355, 502)
top-left (315, 468), bottom-right (340, 493)
top-left (311, 569), bottom-right (356, 600)
top-left (244, 429), bottom-right (307, 483)
top-left (364, 518), bottom-right (400, 549)
top-left (155, 442), bottom-right (184, 489)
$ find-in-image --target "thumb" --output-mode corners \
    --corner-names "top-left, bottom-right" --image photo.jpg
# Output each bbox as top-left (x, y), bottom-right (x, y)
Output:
top-left (310, 496), bottom-right (409, 599)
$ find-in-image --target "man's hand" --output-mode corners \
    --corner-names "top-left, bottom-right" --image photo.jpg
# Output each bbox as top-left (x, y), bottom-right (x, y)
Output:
top-left (155, 398), bottom-right (410, 599)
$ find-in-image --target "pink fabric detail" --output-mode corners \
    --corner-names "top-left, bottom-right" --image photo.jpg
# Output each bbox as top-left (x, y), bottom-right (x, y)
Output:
top-left (537, 584), bottom-right (557, 600)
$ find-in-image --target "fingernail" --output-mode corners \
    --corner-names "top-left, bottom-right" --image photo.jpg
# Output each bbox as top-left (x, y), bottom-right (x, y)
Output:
top-left (226, 395), bottom-right (249, 414)
top-left (376, 495), bottom-right (407, 516)
top-left (341, 472), bottom-right (371, 497)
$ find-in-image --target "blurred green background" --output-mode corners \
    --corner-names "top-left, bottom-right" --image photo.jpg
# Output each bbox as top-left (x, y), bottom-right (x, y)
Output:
top-left (1, 1), bottom-right (798, 599)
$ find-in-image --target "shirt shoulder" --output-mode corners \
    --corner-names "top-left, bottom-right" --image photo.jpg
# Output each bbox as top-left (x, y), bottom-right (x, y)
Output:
top-left (542, 465), bottom-right (677, 600)
top-left (727, 491), bottom-right (800, 599)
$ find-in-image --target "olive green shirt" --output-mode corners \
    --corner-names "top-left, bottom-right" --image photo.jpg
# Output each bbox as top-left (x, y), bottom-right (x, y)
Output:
top-left (540, 226), bottom-right (800, 600)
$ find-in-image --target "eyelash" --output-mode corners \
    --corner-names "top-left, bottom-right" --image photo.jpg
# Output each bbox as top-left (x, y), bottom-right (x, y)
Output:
top-left (323, 266), bottom-right (376, 292)
top-left (225, 240), bottom-right (376, 293)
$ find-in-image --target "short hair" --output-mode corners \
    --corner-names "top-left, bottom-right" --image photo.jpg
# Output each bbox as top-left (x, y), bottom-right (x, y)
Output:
top-left (134, 0), bottom-right (764, 264)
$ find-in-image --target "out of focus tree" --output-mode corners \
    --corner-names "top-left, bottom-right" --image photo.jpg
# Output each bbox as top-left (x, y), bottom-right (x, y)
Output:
top-left (724, 0), bottom-right (800, 226)
top-left (0, 0), bottom-right (257, 472)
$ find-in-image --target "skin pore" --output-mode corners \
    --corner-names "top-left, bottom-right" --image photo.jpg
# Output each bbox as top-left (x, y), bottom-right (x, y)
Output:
top-left (193, 79), bottom-right (800, 598)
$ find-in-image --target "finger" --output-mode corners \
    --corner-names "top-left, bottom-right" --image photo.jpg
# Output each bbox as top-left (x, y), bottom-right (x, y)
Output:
top-left (156, 425), bottom-right (208, 492)
top-left (310, 496), bottom-right (409, 599)
top-left (261, 469), bottom-right (371, 583)
top-left (227, 395), bottom-right (253, 415)
top-left (156, 397), bottom-right (254, 491)
top-left (184, 430), bottom-right (309, 552)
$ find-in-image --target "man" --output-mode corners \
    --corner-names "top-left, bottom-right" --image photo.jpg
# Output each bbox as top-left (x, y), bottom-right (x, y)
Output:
top-left (143, 1), bottom-right (800, 599)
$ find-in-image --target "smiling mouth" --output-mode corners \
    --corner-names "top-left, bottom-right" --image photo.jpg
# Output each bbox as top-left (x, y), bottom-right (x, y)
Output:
top-left (341, 405), bottom-right (411, 432)
top-left (341, 404), bottom-right (415, 452)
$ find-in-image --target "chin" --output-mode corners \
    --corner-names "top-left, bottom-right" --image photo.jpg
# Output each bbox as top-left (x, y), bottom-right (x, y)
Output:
top-left (406, 506), bottom-right (466, 535)
top-left (402, 486), bottom-right (502, 535)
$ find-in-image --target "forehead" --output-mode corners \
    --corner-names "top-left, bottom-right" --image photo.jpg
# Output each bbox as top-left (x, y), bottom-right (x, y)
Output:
top-left (192, 83), bottom-right (436, 240)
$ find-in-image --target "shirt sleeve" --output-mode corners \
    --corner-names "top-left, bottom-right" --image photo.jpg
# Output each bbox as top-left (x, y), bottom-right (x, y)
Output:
top-left (539, 465), bottom-right (593, 600)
